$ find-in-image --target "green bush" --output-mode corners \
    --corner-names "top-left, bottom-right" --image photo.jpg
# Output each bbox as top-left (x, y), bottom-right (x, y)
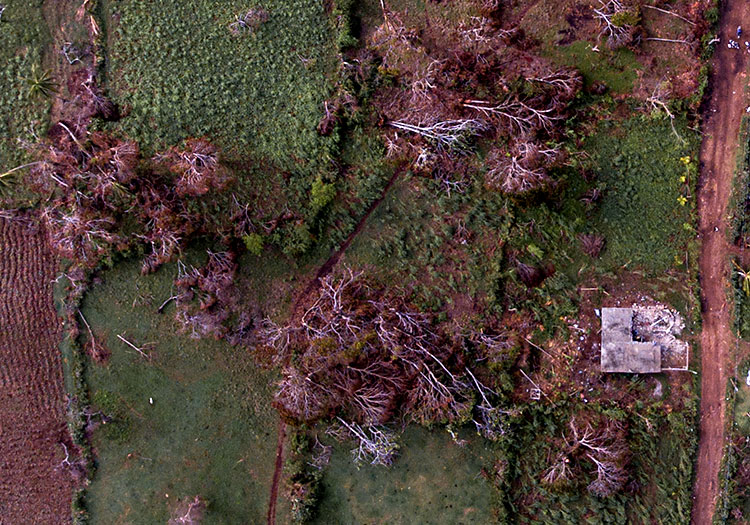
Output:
top-left (243, 233), bottom-right (264, 256)
top-left (310, 176), bottom-right (337, 213)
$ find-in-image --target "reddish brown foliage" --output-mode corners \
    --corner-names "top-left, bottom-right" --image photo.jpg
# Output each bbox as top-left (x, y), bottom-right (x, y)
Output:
top-left (155, 138), bottom-right (231, 197)
top-left (579, 233), bottom-right (606, 258)
top-left (264, 269), bottom-right (509, 434)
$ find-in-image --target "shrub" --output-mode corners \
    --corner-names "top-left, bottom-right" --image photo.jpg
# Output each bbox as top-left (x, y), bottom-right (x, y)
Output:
top-left (310, 176), bottom-right (337, 213)
top-left (242, 233), bottom-right (264, 256)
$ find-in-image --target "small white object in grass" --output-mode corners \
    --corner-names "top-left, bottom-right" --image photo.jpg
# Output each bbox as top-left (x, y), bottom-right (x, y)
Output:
top-left (745, 368), bottom-right (750, 386)
top-left (149, 397), bottom-right (153, 405)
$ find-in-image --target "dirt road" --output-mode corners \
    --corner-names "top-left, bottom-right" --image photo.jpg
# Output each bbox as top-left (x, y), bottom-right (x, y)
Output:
top-left (692, 5), bottom-right (749, 522)
top-left (0, 218), bottom-right (73, 523)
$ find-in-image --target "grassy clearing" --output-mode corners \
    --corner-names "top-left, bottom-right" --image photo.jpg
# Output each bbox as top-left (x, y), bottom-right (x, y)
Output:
top-left (312, 426), bottom-right (494, 524)
top-left (552, 41), bottom-right (640, 93)
top-left (81, 254), bottom-right (281, 524)
top-left (585, 116), bottom-right (698, 274)
top-left (0, 1), bottom-right (51, 175)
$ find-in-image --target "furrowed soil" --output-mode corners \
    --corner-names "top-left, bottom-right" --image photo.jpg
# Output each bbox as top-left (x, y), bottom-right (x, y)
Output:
top-left (693, 4), bottom-right (750, 522)
top-left (0, 218), bottom-right (72, 523)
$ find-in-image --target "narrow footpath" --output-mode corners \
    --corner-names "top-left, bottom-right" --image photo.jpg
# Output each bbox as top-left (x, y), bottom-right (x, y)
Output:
top-left (265, 167), bottom-right (405, 525)
top-left (692, 3), bottom-right (750, 522)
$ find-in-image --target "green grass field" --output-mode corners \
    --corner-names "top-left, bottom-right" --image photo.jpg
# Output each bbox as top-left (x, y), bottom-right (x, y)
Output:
top-left (81, 255), bottom-right (282, 523)
top-left (312, 426), bottom-right (494, 524)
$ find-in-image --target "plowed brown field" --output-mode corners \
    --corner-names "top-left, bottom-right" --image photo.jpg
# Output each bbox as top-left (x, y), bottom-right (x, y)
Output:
top-left (0, 218), bottom-right (72, 523)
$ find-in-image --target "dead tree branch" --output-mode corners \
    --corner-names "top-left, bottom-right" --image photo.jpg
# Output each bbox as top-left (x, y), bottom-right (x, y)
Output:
top-left (116, 334), bottom-right (151, 360)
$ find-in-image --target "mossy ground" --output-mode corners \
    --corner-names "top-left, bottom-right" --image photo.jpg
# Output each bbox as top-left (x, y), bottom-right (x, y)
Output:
top-left (81, 254), bottom-right (283, 523)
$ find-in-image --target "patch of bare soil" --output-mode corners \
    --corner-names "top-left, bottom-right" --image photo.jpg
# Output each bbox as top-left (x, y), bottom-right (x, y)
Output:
top-left (0, 218), bottom-right (73, 523)
top-left (693, 3), bottom-right (750, 522)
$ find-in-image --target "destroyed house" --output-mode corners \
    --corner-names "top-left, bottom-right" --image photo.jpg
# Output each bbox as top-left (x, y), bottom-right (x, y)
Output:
top-left (600, 307), bottom-right (660, 373)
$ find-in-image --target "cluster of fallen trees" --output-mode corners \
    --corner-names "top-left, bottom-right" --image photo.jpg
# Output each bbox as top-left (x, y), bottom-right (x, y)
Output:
top-left (20, 68), bottom-right (232, 274)
top-left (259, 268), bottom-right (511, 465)
top-left (173, 250), bottom-right (238, 339)
top-left (371, 1), bottom-right (582, 194)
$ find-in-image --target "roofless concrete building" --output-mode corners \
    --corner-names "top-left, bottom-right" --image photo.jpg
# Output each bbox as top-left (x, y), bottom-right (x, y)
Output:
top-left (600, 307), bottom-right (661, 373)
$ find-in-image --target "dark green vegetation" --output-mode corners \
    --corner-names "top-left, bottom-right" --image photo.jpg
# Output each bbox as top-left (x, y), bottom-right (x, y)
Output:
top-left (724, 121), bottom-right (750, 524)
top-left (499, 396), bottom-right (698, 524)
top-left (0, 0), bottom-right (709, 522)
top-left (586, 116), bottom-right (698, 274)
top-left (732, 119), bottom-right (750, 339)
top-left (80, 255), bottom-right (281, 524)
top-left (721, 358), bottom-right (750, 524)
top-left (0, 1), bottom-right (51, 174)
top-left (346, 114), bottom-right (698, 326)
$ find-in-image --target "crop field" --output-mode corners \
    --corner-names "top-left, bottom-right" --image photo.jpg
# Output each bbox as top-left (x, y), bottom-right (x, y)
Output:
top-left (0, 1), bottom-right (51, 175)
top-left (101, 0), bottom-right (337, 167)
top-left (0, 218), bottom-right (72, 523)
top-left (80, 254), bottom-right (282, 524)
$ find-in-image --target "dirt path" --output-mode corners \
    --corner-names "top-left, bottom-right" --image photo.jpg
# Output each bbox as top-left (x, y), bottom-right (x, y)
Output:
top-left (265, 167), bottom-right (405, 525)
top-left (0, 218), bottom-right (73, 523)
top-left (266, 419), bottom-right (287, 525)
top-left (692, 5), bottom-right (750, 522)
top-left (292, 166), bottom-right (405, 320)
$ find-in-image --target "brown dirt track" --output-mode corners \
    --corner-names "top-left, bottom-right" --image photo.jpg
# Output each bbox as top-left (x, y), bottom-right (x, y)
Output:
top-left (693, 4), bottom-right (750, 523)
top-left (266, 167), bottom-right (406, 525)
top-left (0, 218), bottom-right (72, 523)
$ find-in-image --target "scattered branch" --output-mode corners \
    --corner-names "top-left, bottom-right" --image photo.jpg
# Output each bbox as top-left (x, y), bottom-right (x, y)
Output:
top-left (643, 5), bottom-right (695, 26)
top-left (116, 334), bottom-right (151, 360)
top-left (327, 418), bottom-right (399, 467)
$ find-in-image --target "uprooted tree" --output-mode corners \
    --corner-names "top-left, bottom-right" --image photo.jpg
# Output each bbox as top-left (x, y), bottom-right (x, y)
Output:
top-left (542, 414), bottom-right (631, 497)
top-left (258, 268), bottom-right (514, 464)
top-left (19, 66), bottom-right (234, 274)
top-left (173, 250), bottom-right (238, 339)
top-left (168, 496), bottom-right (206, 525)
